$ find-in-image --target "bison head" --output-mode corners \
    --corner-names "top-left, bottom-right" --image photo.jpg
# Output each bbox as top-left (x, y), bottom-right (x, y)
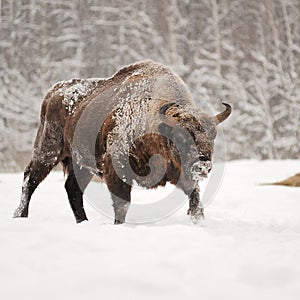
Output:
top-left (158, 102), bottom-right (231, 183)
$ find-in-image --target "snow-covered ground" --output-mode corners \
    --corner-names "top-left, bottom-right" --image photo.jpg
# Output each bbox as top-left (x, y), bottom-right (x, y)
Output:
top-left (1, 160), bottom-right (300, 300)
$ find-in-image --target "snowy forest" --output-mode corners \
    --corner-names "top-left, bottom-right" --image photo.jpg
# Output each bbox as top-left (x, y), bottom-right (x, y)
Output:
top-left (0, 0), bottom-right (299, 171)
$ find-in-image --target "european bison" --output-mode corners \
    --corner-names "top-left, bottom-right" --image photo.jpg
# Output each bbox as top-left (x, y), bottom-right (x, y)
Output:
top-left (13, 60), bottom-right (231, 224)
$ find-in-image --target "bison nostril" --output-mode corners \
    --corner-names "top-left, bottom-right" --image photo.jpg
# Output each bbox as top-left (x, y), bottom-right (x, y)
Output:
top-left (194, 165), bottom-right (202, 172)
top-left (199, 155), bottom-right (207, 161)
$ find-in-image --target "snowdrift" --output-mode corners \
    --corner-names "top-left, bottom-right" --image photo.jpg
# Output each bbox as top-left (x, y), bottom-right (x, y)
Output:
top-left (0, 160), bottom-right (300, 300)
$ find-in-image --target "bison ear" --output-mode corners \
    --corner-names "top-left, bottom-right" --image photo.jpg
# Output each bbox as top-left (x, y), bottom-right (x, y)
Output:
top-left (212, 103), bottom-right (232, 125)
top-left (159, 102), bottom-right (179, 127)
top-left (158, 122), bottom-right (174, 138)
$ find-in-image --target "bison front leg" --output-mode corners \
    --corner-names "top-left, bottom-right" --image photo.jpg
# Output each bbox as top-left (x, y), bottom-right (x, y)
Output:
top-left (112, 194), bottom-right (130, 224)
top-left (106, 178), bottom-right (131, 225)
top-left (187, 184), bottom-right (204, 223)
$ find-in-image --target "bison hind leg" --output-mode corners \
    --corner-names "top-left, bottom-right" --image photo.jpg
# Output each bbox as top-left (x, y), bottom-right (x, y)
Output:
top-left (13, 158), bottom-right (59, 218)
top-left (63, 160), bottom-right (93, 223)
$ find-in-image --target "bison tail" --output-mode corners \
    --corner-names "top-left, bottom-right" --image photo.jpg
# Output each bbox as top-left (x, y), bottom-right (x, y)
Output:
top-left (61, 157), bottom-right (71, 176)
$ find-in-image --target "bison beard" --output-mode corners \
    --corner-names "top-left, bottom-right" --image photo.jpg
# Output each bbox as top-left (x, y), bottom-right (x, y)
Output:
top-left (13, 60), bottom-right (231, 224)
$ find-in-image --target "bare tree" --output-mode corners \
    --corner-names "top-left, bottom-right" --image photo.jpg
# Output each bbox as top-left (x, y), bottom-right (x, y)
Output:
top-left (0, 0), bottom-right (299, 170)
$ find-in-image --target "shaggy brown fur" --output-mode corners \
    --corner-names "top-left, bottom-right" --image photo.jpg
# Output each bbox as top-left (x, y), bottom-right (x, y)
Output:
top-left (13, 60), bottom-right (231, 224)
top-left (261, 173), bottom-right (300, 187)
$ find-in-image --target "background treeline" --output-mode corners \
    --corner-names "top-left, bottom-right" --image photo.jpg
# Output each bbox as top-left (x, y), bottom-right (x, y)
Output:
top-left (0, 0), bottom-right (299, 171)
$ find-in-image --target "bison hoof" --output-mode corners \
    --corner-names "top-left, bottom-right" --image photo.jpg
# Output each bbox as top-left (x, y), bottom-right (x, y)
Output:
top-left (76, 216), bottom-right (88, 224)
top-left (189, 214), bottom-right (204, 225)
top-left (114, 219), bottom-right (124, 225)
top-left (13, 208), bottom-right (28, 218)
top-left (74, 210), bottom-right (88, 223)
top-left (187, 208), bottom-right (204, 224)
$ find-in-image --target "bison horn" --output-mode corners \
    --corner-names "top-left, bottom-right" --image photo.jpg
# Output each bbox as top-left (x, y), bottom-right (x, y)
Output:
top-left (212, 103), bottom-right (232, 125)
top-left (159, 102), bottom-right (178, 126)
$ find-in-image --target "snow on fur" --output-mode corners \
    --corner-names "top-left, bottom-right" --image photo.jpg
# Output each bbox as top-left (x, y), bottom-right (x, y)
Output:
top-left (50, 78), bottom-right (104, 114)
top-left (107, 75), bottom-right (152, 165)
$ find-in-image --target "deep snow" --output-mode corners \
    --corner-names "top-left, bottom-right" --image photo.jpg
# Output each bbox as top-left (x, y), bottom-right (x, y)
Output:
top-left (1, 160), bottom-right (300, 300)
